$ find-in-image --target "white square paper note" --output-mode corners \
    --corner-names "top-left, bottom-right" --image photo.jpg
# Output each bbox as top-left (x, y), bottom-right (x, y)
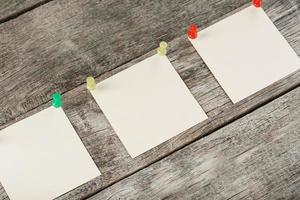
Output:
top-left (0, 107), bottom-right (101, 200)
top-left (189, 6), bottom-right (300, 103)
top-left (91, 54), bottom-right (207, 158)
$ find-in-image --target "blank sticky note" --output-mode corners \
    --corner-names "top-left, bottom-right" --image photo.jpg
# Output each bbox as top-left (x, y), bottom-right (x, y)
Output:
top-left (90, 54), bottom-right (207, 158)
top-left (0, 107), bottom-right (100, 200)
top-left (189, 6), bottom-right (300, 103)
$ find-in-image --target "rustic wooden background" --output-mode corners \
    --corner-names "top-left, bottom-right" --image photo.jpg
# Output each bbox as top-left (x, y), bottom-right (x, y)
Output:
top-left (0, 0), bottom-right (299, 199)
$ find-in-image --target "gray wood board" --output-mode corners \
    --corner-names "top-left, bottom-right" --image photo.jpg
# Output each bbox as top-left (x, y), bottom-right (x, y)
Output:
top-left (0, 0), bottom-right (300, 199)
top-left (89, 86), bottom-right (300, 200)
top-left (0, 0), bottom-right (50, 23)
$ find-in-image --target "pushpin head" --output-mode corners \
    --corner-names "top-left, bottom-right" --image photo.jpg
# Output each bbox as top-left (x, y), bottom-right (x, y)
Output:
top-left (52, 92), bottom-right (62, 108)
top-left (188, 24), bottom-right (198, 39)
top-left (86, 76), bottom-right (96, 91)
top-left (252, 0), bottom-right (262, 7)
top-left (157, 41), bottom-right (168, 56)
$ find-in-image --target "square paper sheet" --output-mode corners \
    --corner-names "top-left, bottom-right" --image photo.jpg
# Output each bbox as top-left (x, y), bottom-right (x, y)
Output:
top-left (0, 107), bottom-right (100, 200)
top-left (189, 6), bottom-right (300, 103)
top-left (91, 54), bottom-right (207, 158)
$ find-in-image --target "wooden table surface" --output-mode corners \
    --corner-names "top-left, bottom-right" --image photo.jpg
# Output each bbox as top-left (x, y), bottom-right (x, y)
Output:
top-left (0, 0), bottom-right (299, 199)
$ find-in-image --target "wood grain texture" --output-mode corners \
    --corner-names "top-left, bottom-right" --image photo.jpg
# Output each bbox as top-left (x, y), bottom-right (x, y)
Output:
top-left (0, 0), bottom-right (50, 23)
top-left (0, 0), bottom-right (299, 199)
top-left (89, 87), bottom-right (300, 200)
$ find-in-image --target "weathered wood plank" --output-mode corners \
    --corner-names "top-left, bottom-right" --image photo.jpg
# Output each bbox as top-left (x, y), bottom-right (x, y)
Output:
top-left (0, 0), bottom-right (50, 23)
top-left (88, 87), bottom-right (300, 200)
top-left (0, 0), bottom-right (300, 199)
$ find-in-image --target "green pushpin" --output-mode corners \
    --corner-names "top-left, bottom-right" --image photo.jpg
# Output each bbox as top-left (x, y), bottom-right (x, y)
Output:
top-left (52, 92), bottom-right (62, 108)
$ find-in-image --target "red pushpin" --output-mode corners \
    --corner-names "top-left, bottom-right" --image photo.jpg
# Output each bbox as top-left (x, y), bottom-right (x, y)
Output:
top-left (187, 24), bottom-right (198, 39)
top-left (252, 0), bottom-right (262, 8)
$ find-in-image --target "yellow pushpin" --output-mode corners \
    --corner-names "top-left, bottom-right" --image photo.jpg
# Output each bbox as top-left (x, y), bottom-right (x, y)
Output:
top-left (86, 76), bottom-right (96, 91)
top-left (157, 41), bottom-right (168, 56)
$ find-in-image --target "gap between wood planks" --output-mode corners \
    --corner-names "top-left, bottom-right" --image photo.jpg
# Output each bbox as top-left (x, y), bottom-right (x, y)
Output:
top-left (0, 0), bottom-right (54, 24)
